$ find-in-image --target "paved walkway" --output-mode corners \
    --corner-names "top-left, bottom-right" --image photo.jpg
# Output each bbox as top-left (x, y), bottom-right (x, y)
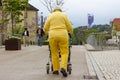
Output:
top-left (0, 45), bottom-right (91, 80)
top-left (2, 44), bottom-right (119, 80)
top-left (89, 50), bottom-right (120, 80)
top-left (85, 44), bottom-right (120, 80)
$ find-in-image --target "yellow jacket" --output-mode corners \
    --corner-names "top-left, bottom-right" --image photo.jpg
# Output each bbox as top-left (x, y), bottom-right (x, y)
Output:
top-left (43, 10), bottom-right (73, 38)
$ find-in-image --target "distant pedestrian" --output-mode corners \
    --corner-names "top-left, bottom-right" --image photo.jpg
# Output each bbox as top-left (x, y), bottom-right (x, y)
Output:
top-left (22, 28), bottom-right (29, 47)
top-left (36, 26), bottom-right (42, 46)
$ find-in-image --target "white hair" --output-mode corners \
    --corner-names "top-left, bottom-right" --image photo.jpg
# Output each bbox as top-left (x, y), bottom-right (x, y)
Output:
top-left (53, 5), bottom-right (62, 12)
top-left (38, 26), bottom-right (41, 28)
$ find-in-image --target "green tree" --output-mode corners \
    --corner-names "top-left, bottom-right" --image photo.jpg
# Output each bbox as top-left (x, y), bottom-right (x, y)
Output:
top-left (39, 0), bottom-right (66, 13)
top-left (2, 0), bottom-right (28, 35)
top-left (85, 29), bottom-right (99, 38)
top-left (92, 24), bottom-right (112, 34)
top-left (73, 27), bottom-right (99, 45)
top-left (72, 28), bottom-right (79, 45)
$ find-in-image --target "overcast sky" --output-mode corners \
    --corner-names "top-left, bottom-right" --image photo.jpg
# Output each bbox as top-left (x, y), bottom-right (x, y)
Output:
top-left (29, 0), bottom-right (120, 27)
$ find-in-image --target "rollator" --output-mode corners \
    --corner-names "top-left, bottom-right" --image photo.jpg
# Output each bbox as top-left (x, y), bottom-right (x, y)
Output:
top-left (46, 34), bottom-right (72, 75)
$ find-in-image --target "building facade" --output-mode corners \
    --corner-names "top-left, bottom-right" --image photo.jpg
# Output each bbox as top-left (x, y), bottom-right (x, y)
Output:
top-left (112, 18), bottom-right (120, 31)
top-left (23, 4), bottom-right (39, 43)
top-left (111, 18), bottom-right (120, 42)
top-left (0, 3), bottom-right (39, 44)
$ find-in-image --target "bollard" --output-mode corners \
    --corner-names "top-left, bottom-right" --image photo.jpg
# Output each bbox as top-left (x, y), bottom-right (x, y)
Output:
top-left (118, 36), bottom-right (120, 50)
top-left (0, 34), bottom-right (2, 48)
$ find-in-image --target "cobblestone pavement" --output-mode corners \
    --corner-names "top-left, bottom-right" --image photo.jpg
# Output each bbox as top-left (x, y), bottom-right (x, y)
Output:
top-left (0, 45), bottom-right (90, 80)
top-left (90, 50), bottom-right (120, 80)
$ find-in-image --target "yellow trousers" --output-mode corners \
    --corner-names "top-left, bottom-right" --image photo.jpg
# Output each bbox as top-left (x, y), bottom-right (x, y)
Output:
top-left (49, 37), bottom-right (69, 71)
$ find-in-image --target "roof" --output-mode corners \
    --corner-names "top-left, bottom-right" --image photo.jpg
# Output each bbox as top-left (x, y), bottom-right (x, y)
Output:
top-left (113, 18), bottom-right (120, 25)
top-left (27, 4), bottom-right (39, 11)
top-left (113, 18), bottom-right (120, 31)
top-left (0, 2), bottom-right (38, 11)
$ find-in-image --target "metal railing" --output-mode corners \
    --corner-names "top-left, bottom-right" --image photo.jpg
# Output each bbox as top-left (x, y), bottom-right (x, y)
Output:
top-left (87, 33), bottom-right (119, 51)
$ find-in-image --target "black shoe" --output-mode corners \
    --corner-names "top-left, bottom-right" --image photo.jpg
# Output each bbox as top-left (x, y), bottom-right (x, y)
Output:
top-left (60, 68), bottom-right (68, 77)
top-left (53, 71), bottom-right (59, 75)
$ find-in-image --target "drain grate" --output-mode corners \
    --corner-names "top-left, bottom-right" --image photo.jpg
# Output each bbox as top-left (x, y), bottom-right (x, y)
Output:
top-left (83, 75), bottom-right (98, 79)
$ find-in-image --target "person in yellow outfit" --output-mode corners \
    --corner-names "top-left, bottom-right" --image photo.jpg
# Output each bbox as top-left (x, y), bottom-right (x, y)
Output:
top-left (43, 5), bottom-right (73, 77)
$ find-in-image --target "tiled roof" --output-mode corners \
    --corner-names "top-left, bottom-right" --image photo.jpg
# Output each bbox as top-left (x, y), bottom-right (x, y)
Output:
top-left (27, 4), bottom-right (39, 11)
top-left (113, 18), bottom-right (120, 25)
top-left (0, 2), bottom-right (38, 11)
top-left (113, 18), bottom-right (120, 31)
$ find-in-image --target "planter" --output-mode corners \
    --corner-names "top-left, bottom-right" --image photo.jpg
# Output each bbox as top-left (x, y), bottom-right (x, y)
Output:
top-left (5, 39), bottom-right (21, 50)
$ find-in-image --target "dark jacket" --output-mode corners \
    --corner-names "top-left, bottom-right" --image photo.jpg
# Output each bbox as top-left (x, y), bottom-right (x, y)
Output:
top-left (22, 30), bottom-right (29, 36)
top-left (36, 28), bottom-right (44, 37)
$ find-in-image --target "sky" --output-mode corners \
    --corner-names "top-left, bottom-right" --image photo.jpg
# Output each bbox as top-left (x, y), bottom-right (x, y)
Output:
top-left (29, 0), bottom-right (120, 27)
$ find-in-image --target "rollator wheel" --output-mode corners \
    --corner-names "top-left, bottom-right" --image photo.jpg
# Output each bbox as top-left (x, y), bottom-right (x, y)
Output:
top-left (51, 64), bottom-right (53, 71)
top-left (67, 64), bottom-right (72, 74)
top-left (68, 66), bottom-right (72, 74)
top-left (46, 63), bottom-right (50, 74)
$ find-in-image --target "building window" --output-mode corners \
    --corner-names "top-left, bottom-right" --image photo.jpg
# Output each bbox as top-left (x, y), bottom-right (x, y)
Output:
top-left (0, 0), bottom-right (2, 6)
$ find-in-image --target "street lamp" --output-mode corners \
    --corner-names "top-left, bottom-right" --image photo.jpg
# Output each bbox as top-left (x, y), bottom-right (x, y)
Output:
top-left (40, 12), bottom-right (44, 28)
